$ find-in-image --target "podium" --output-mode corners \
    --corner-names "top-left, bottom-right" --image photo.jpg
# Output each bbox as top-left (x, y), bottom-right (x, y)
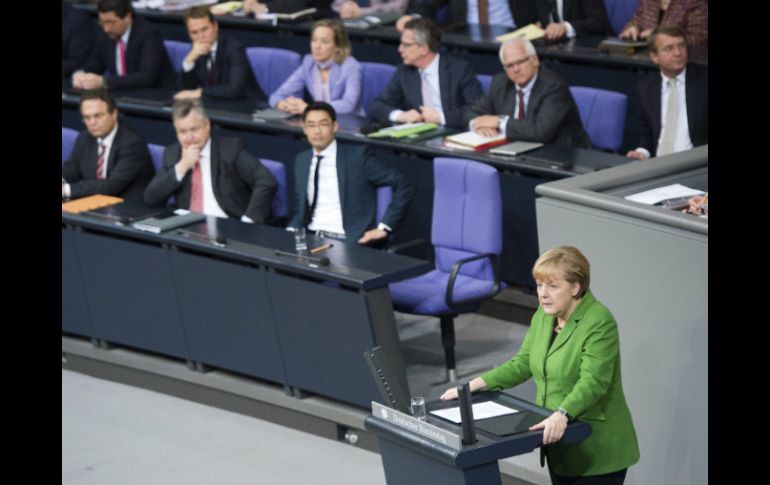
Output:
top-left (365, 391), bottom-right (592, 485)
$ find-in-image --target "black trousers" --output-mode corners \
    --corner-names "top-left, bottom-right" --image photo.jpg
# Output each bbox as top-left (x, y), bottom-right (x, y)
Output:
top-left (548, 467), bottom-right (627, 485)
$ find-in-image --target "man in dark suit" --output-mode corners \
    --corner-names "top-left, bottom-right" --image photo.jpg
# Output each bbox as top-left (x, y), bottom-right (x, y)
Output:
top-left (368, 19), bottom-right (483, 128)
top-left (72, 0), bottom-right (174, 91)
top-left (396, 0), bottom-right (538, 31)
top-left (144, 99), bottom-right (277, 223)
top-left (466, 38), bottom-right (590, 148)
top-left (368, 18), bottom-right (482, 129)
top-left (627, 25), bottom-right (708, 160)
top-left (534, 0), bottom-right (613, 40)
top-left (62, 89), bottom-right (154, 203)
top-left (288, 102), bottom-right (414, 245)
top-left (62, 1), bottom-right (95, 78)
top-left (174, 6), bottom-right (266, 102)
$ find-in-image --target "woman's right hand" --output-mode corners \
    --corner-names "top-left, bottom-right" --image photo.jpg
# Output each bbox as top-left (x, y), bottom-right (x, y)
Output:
top-left (619, 25), bottom-right (639, 41)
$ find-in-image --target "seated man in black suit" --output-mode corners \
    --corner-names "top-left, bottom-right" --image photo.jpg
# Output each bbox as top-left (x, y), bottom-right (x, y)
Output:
top-left (144, 99), bottom-right (277, 223)
top-left (396, 0), bottom-right (538, 31)
top-left (288, 102), bottom-right (414, 245)
top-left (534, 0), bottom-right (613, 40)
top-left (72, 0), bottom-right (174, 91)
top-left (465, 38), bottom-right (590, 148)
top-left (626, 25), bottom-right (708, 160)
top-left (368, 18), bottom-right (482, 129)
top-left (174, 6), bottom-right (266, 102)
top-left (62, 1), bottom-right (95, 78)
top-left (62, 89), bottom-right (154, 203)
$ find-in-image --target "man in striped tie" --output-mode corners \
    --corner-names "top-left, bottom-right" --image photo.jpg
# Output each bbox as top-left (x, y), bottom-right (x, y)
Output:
top-left (62, 89), bottom-right (154, 203)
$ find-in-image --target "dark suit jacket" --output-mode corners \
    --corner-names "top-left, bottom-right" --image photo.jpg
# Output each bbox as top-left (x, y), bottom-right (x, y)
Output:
top-left (62, 122), bottom-right (154, 203)
top-left (636, 63), bottom-right (708, 155)
top-left (180, 33), bottom-right (266, 101)
top-left (535, 0), bottom-right (612, 36)
top-left (465, 67), bottom-right (591, 148)
top-left (288, 143), bottom-right (414, 241)
top-left (144, 137), bottom-right (277, 223)
top-left (411, 0), bottom-right (538, 27)
top-left (368, 54), bottom-right (483, 129)
top-left (81, 15), bottom-right (175, 90)
top-left (62, 2), bottom-right (95, 78)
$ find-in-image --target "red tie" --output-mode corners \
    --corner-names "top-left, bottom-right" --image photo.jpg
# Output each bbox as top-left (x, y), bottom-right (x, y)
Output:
top-left (517, 90), bottom-right (526, 120)
top-left (118, 39), bottom-right (126, 76)
top-left (96, 142), bottom-right (106, 179)
top-left (190, 162), bottom-right (203, 213)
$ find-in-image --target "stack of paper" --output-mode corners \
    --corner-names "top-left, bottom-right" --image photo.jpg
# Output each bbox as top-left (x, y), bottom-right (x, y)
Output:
top-left (62, 194), bottom-right (124, 214)
top-left (444, 131), bottom-right (507, 151)
top-left (496, 24), bottom-right (545, 42)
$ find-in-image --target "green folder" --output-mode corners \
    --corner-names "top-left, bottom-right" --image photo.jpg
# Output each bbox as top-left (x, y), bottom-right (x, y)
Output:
top-left (367, 123), bottom-right (439, 139)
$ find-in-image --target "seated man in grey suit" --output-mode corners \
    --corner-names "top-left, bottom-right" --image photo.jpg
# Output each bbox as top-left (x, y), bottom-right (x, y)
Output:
top-left (144, 99), bottom-right (277, 223)
top-left (368, 18), bottom-right (483, 129)
top-left (62, 89), bottom-right (154, 203)
top-left (288, 102), bottom-right (414, 245)
top-left (626, 25), bottom-right (708, 161)
top-left (465, 38), bottom-right (590, 148)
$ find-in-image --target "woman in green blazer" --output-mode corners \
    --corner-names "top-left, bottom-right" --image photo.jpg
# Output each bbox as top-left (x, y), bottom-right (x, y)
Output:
top-left (441, 246), bottom-right (639, 484)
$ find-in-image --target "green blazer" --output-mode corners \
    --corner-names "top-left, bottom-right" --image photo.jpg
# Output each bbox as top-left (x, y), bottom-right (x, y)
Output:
top-left (481, 291), bottom-right (640, 476)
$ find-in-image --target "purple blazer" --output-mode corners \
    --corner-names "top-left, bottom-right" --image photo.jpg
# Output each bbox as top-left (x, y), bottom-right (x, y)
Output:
top-left (268, 54), bottom-right (362, 114)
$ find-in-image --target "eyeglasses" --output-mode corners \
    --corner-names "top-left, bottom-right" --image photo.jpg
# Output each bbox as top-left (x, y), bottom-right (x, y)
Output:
top-left (503, 56), bottom-right (531, 70)
top-left (399, 41), bottom-right (418, 48)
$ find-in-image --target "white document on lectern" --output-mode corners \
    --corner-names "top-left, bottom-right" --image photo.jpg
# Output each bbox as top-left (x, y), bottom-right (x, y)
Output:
top-left (624, 183), bottom-right (704, 205)
top-left (430, 401), bottom-right (519, 423)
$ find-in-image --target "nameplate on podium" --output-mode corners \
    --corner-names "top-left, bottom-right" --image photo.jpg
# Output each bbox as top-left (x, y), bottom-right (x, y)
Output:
top-left (371, 402), bottom-right (462, 450)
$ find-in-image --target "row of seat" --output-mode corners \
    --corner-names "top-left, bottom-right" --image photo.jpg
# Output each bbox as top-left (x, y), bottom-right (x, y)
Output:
top-left (163, 42), bottom-right (627, 152)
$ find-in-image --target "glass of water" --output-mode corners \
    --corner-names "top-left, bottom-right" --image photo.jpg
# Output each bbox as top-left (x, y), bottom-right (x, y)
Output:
top-left (294, 227), bottom-right (307, 252)
top-left (410, 396), bottom-right (426, 421)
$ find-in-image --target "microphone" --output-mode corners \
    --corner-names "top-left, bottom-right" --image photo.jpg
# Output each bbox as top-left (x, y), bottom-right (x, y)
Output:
top-left (274, 248), bottom-right (330, 266)
top-left (176, 228), bottom-right (227, 247)
top-left (457, 382), bottom-right (477, 445)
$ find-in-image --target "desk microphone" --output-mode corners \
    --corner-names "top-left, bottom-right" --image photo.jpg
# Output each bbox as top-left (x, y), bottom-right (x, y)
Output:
top-left (176, 229), bottom-right (227, 247)
top-left (274, 249), bottom-right (330, 266)
top-left (458, 382), bottom-right (477, 445)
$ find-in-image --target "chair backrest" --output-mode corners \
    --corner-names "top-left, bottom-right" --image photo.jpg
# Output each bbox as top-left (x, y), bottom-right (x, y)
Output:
top-left (569, 86), bottom-right (627, 152)
top-left (476, 74), bottom-right (493, 94)
top-left (361, 62), bottom-right (397, 116)
top-left (147, 143), bottom-right (165, 173)
top-left (164, 40), bottom-right (192, 72)
top-left (431, 157), bottom-right (502, 281)
top-left (245, 47), bottom-right (302, 96)
top-left (376, 185), bottom-right (392, 223)
top-left (259, 158), bottom-right (289, 218)
top-left (603, 0), bottom-right (640, 35)
top-left (62, 127), bottom-right (78, 164)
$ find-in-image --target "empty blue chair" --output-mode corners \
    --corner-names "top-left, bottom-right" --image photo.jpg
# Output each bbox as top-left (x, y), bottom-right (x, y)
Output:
top-left (476, 74), bottom-right (493, 94)
top-left (376, 186), bottom-right (392, 223)
top-left (361, 62), bottom-right (397, 116)
top-left (570, 86), bottom-right (627, 152)
top-left (389, 157), bottom-right (503, 382)
top-left (603, 0), bottom-right (640, 35)
top-left (259, 158), bottom-right (289, 219)
top-left (164, 40), bottom-right (192, 72)
top-left (245, 47), bottom-right (302, 97)
top-left (62, 127), bottom-right (78, 164)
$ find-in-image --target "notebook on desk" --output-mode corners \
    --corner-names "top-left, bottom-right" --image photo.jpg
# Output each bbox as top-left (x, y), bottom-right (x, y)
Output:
top-left (489, 141), bottom-right (544, 156)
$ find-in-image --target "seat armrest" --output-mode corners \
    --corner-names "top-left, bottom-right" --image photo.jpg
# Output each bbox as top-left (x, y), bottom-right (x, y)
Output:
top-left (445, 252), bottom-right (501, 308)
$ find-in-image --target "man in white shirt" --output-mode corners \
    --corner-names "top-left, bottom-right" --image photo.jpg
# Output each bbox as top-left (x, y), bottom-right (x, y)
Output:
top-left (288, 102), bottom-right (414, 245)
top-left (627, 25), bottom-right (708, 160)
top-left (144, 99), bottom-right (277, 223)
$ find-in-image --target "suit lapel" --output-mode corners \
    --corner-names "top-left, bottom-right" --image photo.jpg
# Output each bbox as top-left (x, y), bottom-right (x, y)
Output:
top-left (105, 125), bottom-right (121, 176)
top-left (685, 66), bottom-right (697, 138)
top-left (209, 137), bottom-right (220, 206)
top-left (651, 77), bottom-right (662, 139)
top-left (438, 56), bottom-right (450, 108)
top-left (406, 67), bottom-right (422, 107)
top-left (336, 144), bottom-right (347, 214)
top-left (547, 292), bottom-right (595, 357)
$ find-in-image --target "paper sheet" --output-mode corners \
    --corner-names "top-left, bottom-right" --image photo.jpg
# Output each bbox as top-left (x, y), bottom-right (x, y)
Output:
top-left (624, 183), bottom-right (704, 205)
top-left (430, 401), bottom-right (519, 424)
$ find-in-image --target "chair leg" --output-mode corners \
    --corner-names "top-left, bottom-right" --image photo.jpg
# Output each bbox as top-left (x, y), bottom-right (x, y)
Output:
top-left (440, 315), bottom-right (458, 382)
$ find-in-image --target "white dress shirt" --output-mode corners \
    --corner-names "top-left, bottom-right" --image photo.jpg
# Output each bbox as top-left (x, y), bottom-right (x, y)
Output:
top-left (175, 138), bottom-right (229, 219)
top-left (307, 140), bottom-right (346, 235)
top-left (466, 0), bottom-right (515, 27)
top-left (115, 27), bottom-right (132, 76)
top-left (552, 0), bottom-right (577, 38)
top-left (389, 54), bottom-right (446, 125)
top-left (500, 72), bottom-right (538, 133)
top-left (63, 123), bottom-right (119, 199)
top-left (634, 68), bottom-right (692, 159)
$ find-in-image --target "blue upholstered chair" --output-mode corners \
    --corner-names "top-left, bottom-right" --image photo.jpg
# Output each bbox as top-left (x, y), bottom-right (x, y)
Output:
top-left (62, 127), bottom-right (78, 164)
top-left (476, 74), bottom-right (492, 94)
top-left (163, 40), bottom-right (192, 72)
top-left (376, 186), bottom-right (392, 223)
top-left (147, 143), bottom-right (165, 173)
top-left (569, 86), bottom-right (628, 152)
top-left (245, 47), bottom-right (302, 97)
top-left (259, 158), bottom-right (289, 220)
top-left (603, 0), bottom-right (640, 34)
top-left (389, 157), bottom-right (503, 382)
top-left (360, 62), bottom-right (397, 116)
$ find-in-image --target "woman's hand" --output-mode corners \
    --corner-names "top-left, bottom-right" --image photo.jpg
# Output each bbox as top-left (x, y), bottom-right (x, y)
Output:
top-left (440, 387), bottom-right (459, 400)
top-left (529, 411), bottom-right (568, 445)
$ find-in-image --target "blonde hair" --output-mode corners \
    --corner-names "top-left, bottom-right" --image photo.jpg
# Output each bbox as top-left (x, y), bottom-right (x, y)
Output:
top-left (311, 19), bottom-right (351, 64)
top-left (532, 246), bottom-right (590, 298)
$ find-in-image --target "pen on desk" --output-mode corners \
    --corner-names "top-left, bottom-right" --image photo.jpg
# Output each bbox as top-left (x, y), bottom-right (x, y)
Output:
top-left (311, 243), bottom-right (333, 254)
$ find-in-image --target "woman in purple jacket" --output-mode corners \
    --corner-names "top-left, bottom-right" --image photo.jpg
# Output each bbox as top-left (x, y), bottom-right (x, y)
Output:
top-left (269, 19), bottom-right (362, 115)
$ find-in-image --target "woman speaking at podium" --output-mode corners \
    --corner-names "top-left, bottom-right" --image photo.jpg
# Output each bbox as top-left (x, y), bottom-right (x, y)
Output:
top-left (441, 246), bottom-right (639, 484)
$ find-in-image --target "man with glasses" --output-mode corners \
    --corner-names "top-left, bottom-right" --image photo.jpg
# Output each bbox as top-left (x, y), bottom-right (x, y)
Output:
top-left (72, 0), bottom-right (174, 91)
top-left (465, 38), bottom-right (590, 148)
top-left (62, 89), bottom-right (154, 203)
top-left (368, 18), bottom-right (482, 129)
top-left (288, 102), bottom-right (414, 245)
top-left (626, 25), bottom-right (708, 160)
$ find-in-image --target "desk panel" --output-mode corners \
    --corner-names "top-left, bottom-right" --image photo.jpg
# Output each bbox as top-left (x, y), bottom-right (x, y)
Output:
top-left (62, 227), bottom-right (94, 338)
